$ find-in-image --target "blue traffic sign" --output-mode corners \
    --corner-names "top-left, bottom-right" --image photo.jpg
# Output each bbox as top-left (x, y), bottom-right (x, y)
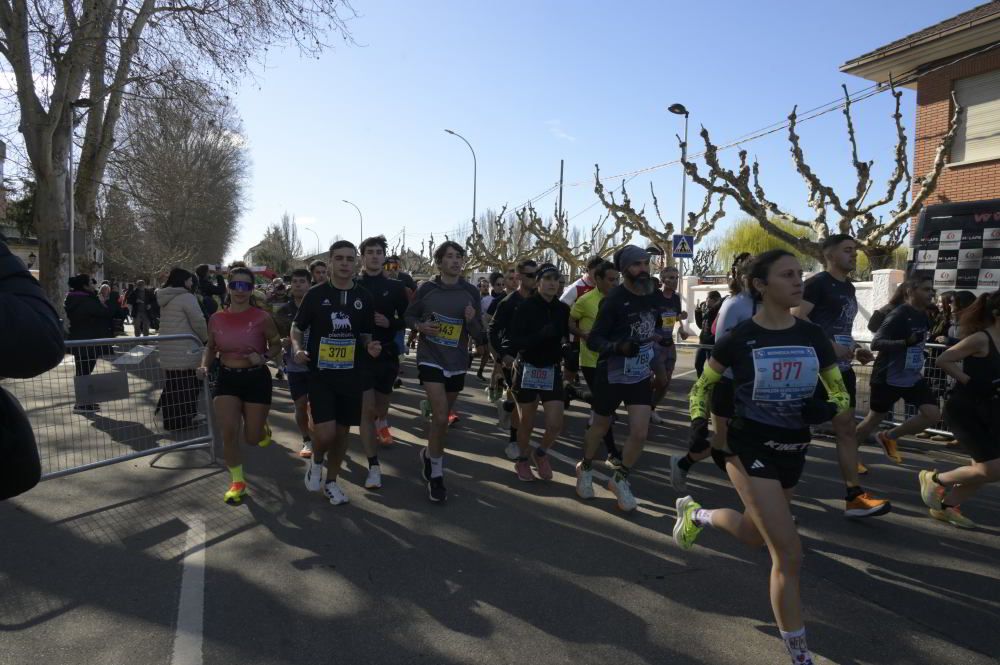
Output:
top-left (672, 234), bottom-right (694, 259)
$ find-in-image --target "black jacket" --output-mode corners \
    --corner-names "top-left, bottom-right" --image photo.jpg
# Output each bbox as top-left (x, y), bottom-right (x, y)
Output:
top-left (488, 289), bottom-right (527, 357)
top-left (197, 274), bottom-right (226, 317)
top-left (696, 301), bottom-right (721, 345)
top-left (65, 291), bottom-right (113, 341)
top-left (0, 239), bottom-right (64, 378)
top-left (508, 293), bottom-right (570, 366)
top-left (127, 288), bottom-right (159, 319)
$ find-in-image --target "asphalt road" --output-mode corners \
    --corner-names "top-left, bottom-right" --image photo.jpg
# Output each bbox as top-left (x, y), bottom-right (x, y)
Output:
top-left (2, 349), bottom-right (998, 665)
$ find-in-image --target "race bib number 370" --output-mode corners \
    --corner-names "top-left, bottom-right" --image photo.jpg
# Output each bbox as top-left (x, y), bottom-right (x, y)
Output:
top-left (751, 346), bottom-right (819, 402)
top-left (318, 337), bottom-right (356, 370)
top-left (428, 315), bottom-right (463, 348)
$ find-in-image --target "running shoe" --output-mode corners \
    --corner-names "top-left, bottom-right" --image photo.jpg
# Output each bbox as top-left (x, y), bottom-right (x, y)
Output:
top-left (844, 492), bottom-right (891, 518)
top-left (499, 400), bottom-right (515, 430)
top-left (605, 453), bottom-right (623, 471)
top-left (918, 470), bottom-right (944, 511)
top-left (323, 481), bottom-right (350, 506)
top-left (419, 447), bottom-right (432, 482)
top-left (504, 441), bottom-right (521, 461)
top-left (224, 481), bottom-right (248, 505)
top-left (377, 426), bottom-right (394, 447)
top-left (393, 378), bottom-right (403, 389)
top-left (673, 495), bottom-right (703, 550)
top-left (448, 411), bottom-right (460, 426)
top-left (533, 453), bottom-right (553, 481)
top-left (650, 412), bottom-right (665, 425)
top-left (929, 506), bottom-right (976, 529)
top-left (608, 476), bottom-right (637, 512)
top-left (304, 460), bottom-right (324, 492)
top-left (420, 399), bottom-right (432, 420)
top-left (257, 422), bottom-right (272, 448)
top-left (857, 461), bottom-right (869, 475)
top-left (365, 465), bottom-right (383, 490)
top-left (669, 455), bottom-right (688, 493)
top-left (428, 476), bottom-right (447, 503)
top-left (575, 461), bottom-right (595, 499)
top-left (876, 431), bottom-right (903, 464)
top-left (72, 404), bottom-right (98, 414)
top-left (298, 441), bottom-right (313, 458)
top-left (515, 458), bottom-right (535, 482)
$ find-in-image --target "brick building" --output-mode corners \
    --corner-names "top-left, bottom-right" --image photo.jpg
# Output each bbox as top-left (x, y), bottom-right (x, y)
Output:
top-left (842, 2), bottom-right (1000, 208)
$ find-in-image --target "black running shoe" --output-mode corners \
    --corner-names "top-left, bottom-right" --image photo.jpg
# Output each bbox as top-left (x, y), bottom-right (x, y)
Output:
top-left (419, 447), bottom-right (431, 482)
top-left (428, 476), bottom-right (447, 502)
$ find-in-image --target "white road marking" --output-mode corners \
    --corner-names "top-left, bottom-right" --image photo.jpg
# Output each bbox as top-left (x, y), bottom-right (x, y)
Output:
top-left (171, 517), bottom-right (206, 665)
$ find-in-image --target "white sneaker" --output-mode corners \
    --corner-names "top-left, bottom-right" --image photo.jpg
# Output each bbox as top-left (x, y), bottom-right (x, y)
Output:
top-left (650, 412), bottom-right (665, 425)
top-left (504, 441), bottom-right (520, 461)
top-left (365, 465), bottom-right (383, 489)
top-left (669, 455), bottom-right (688, 493)
top-left (608, 476), bottom-right (638, 511)
top-left (304, 460), bottom-right (324, 492)
top-left (575, 461), bottom-right (595, 500)
top-left (323, 481), bottom-right (350, 506)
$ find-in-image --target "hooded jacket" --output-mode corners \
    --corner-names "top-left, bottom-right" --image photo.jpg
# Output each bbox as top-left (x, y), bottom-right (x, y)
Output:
top-left (65, 290), bottom-right (113, 341)
top-left (405, 276), bottom-right (483, 374)
top-left (155, 286), bottom-right (209, 370)
top-left (508, 292), bottom-right (570, 366)
top-left (0, 239), bottom-right (64, 378)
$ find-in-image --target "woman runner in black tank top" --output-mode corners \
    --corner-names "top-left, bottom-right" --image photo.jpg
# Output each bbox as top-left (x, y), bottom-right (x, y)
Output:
top-left (920, 290), bottom-right (1000, 530)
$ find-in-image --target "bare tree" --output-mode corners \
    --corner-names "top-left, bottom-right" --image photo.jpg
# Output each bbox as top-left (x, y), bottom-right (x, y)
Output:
top-left (681, 85), bottom-right (963, 268)
top-left (253, 212), bottom-right (303, 275)
top-left (465, 206), bottom-right (539, 272)
top-left (521, 203), bottom-right (633, 276)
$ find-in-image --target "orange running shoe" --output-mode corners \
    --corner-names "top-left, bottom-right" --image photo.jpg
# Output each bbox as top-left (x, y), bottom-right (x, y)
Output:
top-left (876, 431), bottom-right (903, 464)
top-left (448, 411), bottom-right (460, 426)
top-left (377, 426), bottom-right (394, 446)
top-left (224, 481), bottom-right (248, 505)
top-left (845, 491), bottom-right (891, 518)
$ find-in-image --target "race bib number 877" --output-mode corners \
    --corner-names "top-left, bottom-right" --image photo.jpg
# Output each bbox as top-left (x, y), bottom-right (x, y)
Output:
top-left (751, 346), bottom-right (819, 402)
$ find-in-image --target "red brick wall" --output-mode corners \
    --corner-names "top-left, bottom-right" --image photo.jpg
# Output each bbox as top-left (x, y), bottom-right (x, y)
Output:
top-left (914, 49), bottom-right (1000, 209)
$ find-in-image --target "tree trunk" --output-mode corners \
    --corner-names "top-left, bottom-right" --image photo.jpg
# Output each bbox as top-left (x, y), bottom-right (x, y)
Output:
top-left (865, 245), bottom-right (896, 272)
top-left (34, 170), bottom-right (70, 326)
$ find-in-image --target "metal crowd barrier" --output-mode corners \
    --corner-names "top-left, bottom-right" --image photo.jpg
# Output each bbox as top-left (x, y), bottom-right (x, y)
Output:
top-left (674, 341), bottom-right (956, 439)
top-left (2, 334), bottom-right (216, 480)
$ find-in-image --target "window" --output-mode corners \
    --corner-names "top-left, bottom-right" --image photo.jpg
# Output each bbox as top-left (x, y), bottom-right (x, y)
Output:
top-left (952, 69), bottom-right (1000, 164)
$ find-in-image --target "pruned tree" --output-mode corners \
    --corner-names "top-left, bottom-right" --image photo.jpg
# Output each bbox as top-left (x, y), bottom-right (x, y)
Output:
top-left (521, 202), bottom-right (633, 276)
top-left (682, 84), bottom-right (963, 269)
top-left (465, 205), bottom-right (539, 272)
top-left (691, 246), bottom-right (720, 277)
top-left (253, 213), bottom-right (303, 275)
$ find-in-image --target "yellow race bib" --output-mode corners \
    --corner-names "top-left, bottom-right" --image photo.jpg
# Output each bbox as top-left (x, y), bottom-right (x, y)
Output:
top-left (318, 337), bottom-right (356, 370)
top-left (429, 315), bottom-right (463, 348)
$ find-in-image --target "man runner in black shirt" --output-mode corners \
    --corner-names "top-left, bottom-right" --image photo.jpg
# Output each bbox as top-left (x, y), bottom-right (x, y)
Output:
top-left (274, 268), bottom-right (314, 457)
top-left (793, 234), bottom-right (890, 518)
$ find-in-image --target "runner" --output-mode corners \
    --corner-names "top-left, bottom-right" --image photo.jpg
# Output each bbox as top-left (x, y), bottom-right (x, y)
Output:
top-left (569, 260), bottom-right (622, 467)
top-left (308, 259), bottom-right (328, 285)
top-left (669, 253), bottom-right (753, 492)
top-left (197, 267), bottom-right (283, 504)
top-left (650, 265), bottom-right (688, 425)
top-left (560, 256), bottom-right (603, 399)
top-left (855, 275), bottom-right (940, 464)
top-left (405, 241), bottom-right (483, 502)
top-left (488, 259), bottom-right (538, 459)
top-left (919, 290), bottom-right (1000, 529)
top-left (294, 241), bottom-right (382, 505)
top-left (674, 249), bottom-right (848, 665)
top-left (274, 268), bottom-right (314, 457)
top-left (358, 236), bottom-right (410, 450)
top-left (575, 245), bottom-right (659, 511)
top-left (507, 264), bottom-right (570, 481)
top-left (793, 234), bottom-right (890, 517)
top-left (477, 271), bottom-right (505, 380)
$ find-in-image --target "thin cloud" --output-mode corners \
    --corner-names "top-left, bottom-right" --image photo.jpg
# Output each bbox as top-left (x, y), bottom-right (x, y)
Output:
top-left (546, 119), bottom-right (576, 142)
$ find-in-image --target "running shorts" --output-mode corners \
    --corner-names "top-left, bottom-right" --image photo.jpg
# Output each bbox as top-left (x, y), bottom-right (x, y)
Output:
top-left (214, 365), bottom-right (272, 405)
top-left (591, 369), bottom-right (651, 417)
top-left (710, 377), bottom-right (735, 418)
top-left (945, 393), bottom-right (1000, 463)
top-left (418, 365), bottom-right (466, 393)
top-left (813, 366), bottom-right (857, 409)
top-left (512, 362), bottom-right (565, 404)
top-left (287, 371), bottom-right (310, 401)
top-left (370, 355), bottom-right (400, 396)
top-left (308, 373), bottom-right (362, 427)
top-left (869, 379), bottom-right (937, 414)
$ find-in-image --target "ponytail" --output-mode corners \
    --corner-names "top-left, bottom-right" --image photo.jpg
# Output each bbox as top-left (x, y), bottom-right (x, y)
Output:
top-left (959, 290), bottom-right (1000, 335)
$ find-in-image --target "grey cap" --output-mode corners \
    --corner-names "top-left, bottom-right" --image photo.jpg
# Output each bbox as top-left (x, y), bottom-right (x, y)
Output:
top-left (615, 245), bottom-right (650, 271)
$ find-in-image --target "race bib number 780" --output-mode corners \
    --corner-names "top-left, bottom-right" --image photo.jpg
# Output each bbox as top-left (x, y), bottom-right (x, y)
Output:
top-left (751, 346), bottom-right (819, 402)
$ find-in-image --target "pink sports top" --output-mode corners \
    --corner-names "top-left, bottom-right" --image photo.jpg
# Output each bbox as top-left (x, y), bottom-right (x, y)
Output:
top-left (209, 307), bottom-right (271, 362)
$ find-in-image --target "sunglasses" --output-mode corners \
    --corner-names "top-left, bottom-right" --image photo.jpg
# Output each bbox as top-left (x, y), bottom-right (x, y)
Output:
top-left (229, 280), bottom-right (254, 292)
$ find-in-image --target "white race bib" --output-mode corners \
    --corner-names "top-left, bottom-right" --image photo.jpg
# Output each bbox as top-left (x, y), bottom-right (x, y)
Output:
top-left (624, 343), bottom-right (654, 379)
top-left (904, 346), bottom-right (924, 371)
top-left (520, 363), bottom-right (556, 391)
top-left (751, 346), bottom-right (819, 402)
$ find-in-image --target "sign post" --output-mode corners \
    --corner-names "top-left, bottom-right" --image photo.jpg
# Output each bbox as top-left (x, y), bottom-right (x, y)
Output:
top-left (672, 234), bottom-right (694, 277)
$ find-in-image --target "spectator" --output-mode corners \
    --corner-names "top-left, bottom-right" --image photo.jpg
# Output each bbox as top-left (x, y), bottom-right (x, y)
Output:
top-left (194, 264), bottom-right (226, 319)
top-left (100, 282), bottom-right (126, 335)
top-left (66, 273), bottom-right (114, 413)
top-left (156, 268), bottom-right (209, 430)
top-left (128, 279), bottom-right (157, 336)
top-left (694, 290), bottom-right (723, 377)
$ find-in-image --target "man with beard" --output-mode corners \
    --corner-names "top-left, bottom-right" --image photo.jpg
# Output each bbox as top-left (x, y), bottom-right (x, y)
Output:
top-left (575, 245), bottom-right (660, 512)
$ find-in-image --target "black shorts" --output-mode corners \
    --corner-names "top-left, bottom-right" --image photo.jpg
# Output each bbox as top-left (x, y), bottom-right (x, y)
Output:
top-left (591, 370), bottom-right (651, 417)
top-left (418, 364), bottom-right (466, 393)
top-left (727, 419), bottom-right (810, 489)
top-left (370, 355), bottom-right (400, 395)
top-left (512, 362), bottom-right (565, 404)
top-left (710, 377), bottom-right (735, 418)
top-left (214, 366), bottom-right (272, 405)
top-left (564, 339), bottom-right (580, 373)
top-left (308, 374), bottom-right (363, 427)
top-left (814, 366), bottom-right (857, 409)
top-left (287, 371), bottom-right (310, 401)
top-left (945, 394), bottom-right (1000, 463)
top-left (869, 379), bottom-right (937, 414)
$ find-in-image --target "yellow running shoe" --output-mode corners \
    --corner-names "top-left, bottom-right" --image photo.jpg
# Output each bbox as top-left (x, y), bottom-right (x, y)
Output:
top-left (929, 506), bottom-right (976, 529)
top-left (857, 461), bottom-right (869, 475)
top-left (224, 481), bottom-right (248, 505)
top-left (257, 422), bottom-right (272, 447)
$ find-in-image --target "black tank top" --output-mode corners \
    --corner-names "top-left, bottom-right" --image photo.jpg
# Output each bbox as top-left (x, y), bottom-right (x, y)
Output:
top-left (959, 330), bottom-right (1000, 399)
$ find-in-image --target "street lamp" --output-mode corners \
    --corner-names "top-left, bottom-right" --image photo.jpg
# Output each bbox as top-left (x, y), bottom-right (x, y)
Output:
top-left (668, 103), bottom-right (690, 273)
top-left (342, 199), bottom-right (363, 241)
top-left (444, 129), bottom-right (477, 224)
top-left (68, 97), bottom-right (94, 277)
top-left (303, 226), bottom-right (321, 256)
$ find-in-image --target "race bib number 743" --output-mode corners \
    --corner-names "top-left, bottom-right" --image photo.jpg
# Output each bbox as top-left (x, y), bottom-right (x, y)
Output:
top-left (751, 346), bottom-right (819, 402)
top-left (428, 314), bottom-right (463, 348)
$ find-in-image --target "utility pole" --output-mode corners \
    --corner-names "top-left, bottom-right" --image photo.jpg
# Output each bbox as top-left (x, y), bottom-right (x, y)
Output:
top-left (557, 159), bottom-right (564, 220)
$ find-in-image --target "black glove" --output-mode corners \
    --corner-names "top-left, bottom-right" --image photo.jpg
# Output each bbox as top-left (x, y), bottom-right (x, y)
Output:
top-left (904, 331), bottom-right (925, 347)
top-left (689, 417), bottom-right (710, 453)
top-left (613, 339), bottom-right (641, 357)
top-left (801, 397), bottom-right (838, 425)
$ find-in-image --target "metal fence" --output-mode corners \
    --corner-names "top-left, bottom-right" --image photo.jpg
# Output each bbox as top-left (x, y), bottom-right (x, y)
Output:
top-left (675, 341), bottom-right (956, 438)
top-left (2, 334), bottom-right (215, 480)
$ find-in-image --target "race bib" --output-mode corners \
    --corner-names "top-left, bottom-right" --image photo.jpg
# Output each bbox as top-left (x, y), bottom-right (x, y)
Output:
top-left (752, 346), bottom-right (819, 402)
top-left (904, 346), bottom-right (924, 371)
top-left (428, 315), bottom-right (463, 348)
top-left (834, 334), bottom-right (854, 368)
top-left (624, 343), bottom-right (654, 379)
top-left (661, 314), bottom-right (677, 329)
top-left (520, 363), bottom-right (556, 391)
top-left (318, 337), bottom-right (356, 370)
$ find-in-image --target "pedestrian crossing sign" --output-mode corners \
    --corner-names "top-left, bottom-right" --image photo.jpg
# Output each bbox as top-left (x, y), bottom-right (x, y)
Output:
top-left (672, 234), bottom-right (694, 259)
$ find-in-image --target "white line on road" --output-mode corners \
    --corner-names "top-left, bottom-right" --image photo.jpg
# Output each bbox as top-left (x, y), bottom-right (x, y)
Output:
top-left (171, 517), bottom-right (205, 665)
top-left (672, 368), bottom-right (697, 379)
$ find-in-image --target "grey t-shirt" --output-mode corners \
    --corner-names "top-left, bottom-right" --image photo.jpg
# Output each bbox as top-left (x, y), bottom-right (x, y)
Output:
top-left (713, 292), bottom-right (756, 379)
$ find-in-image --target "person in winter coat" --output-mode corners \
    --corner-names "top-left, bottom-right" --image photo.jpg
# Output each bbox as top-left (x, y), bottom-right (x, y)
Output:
top-left (66, 273), bottom-right (114, 413)
top-left (194, 263), bottom-right (226, 319)
top-left (156, 268), bottom-right (210, 430)
top-left (128, 279), bottom-right (158, 336)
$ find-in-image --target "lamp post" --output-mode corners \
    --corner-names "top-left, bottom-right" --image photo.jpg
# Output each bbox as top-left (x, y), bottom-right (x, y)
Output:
top-left (68, 97), bottom-right (94, 277)
top-left (342, 199), bottom-right (363, 241)
top-left (444, 129), bottom-right (477, 224)
top-left (668, 102), bottom-right (689, 272)
top-left (303, 226), bottom-right (321, 256)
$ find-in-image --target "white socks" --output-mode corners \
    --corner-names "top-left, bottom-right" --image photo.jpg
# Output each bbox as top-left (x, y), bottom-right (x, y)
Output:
top-left (693, 509), bottom-right (714, 528)
top-left (429, 455), bottom-right (444, 479)
top-left (780, 627), bottom-right (813, 665)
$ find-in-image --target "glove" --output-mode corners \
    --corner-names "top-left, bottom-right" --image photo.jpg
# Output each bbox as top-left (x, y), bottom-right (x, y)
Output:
top-left (689, 417), bottom-right (710, 452)
top-left (801, 397), bottom-right (838, 425)
top-left (613, 339), bottom-right (641, 357)
top-left (904, 331), bottom-right (925, 347)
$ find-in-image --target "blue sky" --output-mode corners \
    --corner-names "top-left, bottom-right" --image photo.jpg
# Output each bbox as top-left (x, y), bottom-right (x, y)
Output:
top-left (228, 0), bottom-right (983, 262)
